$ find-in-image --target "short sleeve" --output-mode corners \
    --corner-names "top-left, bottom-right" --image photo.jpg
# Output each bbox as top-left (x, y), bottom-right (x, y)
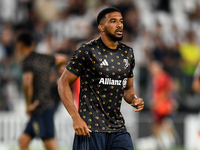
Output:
top-left (47, 55), bottom-right (55, 66)
top-left (66, 44), bottom-right (88, 77)
top-left (128, 48), bottom-right (135, 78)
top-left (22, 60), bottom-right (33, 73)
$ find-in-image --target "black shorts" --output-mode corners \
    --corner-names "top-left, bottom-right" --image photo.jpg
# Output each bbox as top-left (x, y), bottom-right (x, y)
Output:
top-left (24, 107), bottom-right (56, 140)
top-left (73, 130), bottom-right (134, 150)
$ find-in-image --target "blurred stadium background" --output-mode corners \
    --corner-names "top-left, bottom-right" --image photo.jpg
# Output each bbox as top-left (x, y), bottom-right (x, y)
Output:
top-left (0, 0), bottom-right (200, 149)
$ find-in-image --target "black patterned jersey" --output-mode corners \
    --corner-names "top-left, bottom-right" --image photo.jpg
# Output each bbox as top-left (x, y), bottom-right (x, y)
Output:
top-left (67, 38), bottom-right (135, 133)
top-left (22, 52), bottom-right (55, 115)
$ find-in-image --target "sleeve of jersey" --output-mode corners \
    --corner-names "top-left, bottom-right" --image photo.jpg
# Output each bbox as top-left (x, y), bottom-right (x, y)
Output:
top-left (49, 55), bottom-right (56, 66)
top-left (128, 49), bottom-right (135, 78)
top-left (66, 44), bottom-right (88, 77)
top-left (22, 60), bottom-right (33, 73)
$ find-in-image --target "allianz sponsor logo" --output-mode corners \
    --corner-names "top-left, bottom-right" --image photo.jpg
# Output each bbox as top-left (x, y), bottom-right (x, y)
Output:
top-left (99, 78), bottom-right (127, 88)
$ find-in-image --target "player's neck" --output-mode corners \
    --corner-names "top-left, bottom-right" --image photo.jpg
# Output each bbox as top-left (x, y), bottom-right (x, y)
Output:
top-left (101, 35), bottom-right (118, 50)
top-left (23, 47), bottom-right (34, 58)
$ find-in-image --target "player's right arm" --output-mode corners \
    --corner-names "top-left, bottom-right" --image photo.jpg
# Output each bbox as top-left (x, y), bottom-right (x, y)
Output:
top-left (58, 69), bottom-right (92, 137)
top-left (23, 72), bottom-right (39, 116)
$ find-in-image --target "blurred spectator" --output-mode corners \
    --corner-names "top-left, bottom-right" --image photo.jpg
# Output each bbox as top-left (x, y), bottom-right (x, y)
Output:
top-left (0, 0), bottom-right (17, 22)
top-left (164, 41), bottom-right (182, 78)
top-left (179, 30), bottom-right (200, 93)
top-left (192, 61), bottom-right (200, 140)
top-left (180, 30), bottom-right (200, 76)
top-left (0, 24), bottom-right (14, 58)
top-left (156, 0), bottom-right (171, 13)
top-left (35, 34), bottom-right (55, 54)
top-left (151, 37), bottom-right (167, 64)
top-left (188, 2), bottom-right (200, 22)
top-left (35, 0), bottom-right (59, 23)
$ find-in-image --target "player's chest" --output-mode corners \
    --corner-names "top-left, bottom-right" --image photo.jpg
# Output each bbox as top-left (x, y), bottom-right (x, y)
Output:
top-left (87, 50), bottom-right (130, 78)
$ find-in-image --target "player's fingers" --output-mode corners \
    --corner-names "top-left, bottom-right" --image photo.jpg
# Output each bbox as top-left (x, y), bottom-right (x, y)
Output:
top-left (131, 102), bottom-right (137, 107)
top-left (33, 100), bottom-right (39, 107)
top-left (131, 98), bottom-right (142, 106)
top-left (84, 127), bottom-right (90, 137)
top-left (81, 127), bottom-right (87, 136)
top-left (137, 99), bottom-right (143, 104)
top-left (138, 104), bottom-right (144, 108)
top-left (131, 103), bottom-right (135, 107)
top-left (134, 109), bottom-right (141, 112)
top-left (131, 103), bottom-right (139, 107)
top-left (138, 103), bottom-right (144, 108)
top-left (140, 101), bottom-right (144, 105)
top-left (75, 129), bottom-right (79, 135)
top-left (134, 107), bottom-right (144, 112)
top-left (132, 100), bottom-right (144, 107)
top-left (75, 128), bottom-right (82, 136)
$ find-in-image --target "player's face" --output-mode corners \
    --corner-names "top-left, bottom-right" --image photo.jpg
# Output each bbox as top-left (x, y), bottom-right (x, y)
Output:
top-left (104, 12), bottom-right (123, 41)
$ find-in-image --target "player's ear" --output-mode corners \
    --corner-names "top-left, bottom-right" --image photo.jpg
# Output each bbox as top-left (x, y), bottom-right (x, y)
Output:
top-left (98, 24), bottom-right (105, 32)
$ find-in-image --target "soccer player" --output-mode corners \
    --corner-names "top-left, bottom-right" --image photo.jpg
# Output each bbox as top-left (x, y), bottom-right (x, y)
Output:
top-left (192, 61), bottom-right (200, 93)
top-left (16, 32), bottom-right (68, 150)
top-left (58, 7), bottom-right (144, 150)
top-left (149, 61), bottom-right (176, 149)
top-left (192, 61), bottom-right (200, 138)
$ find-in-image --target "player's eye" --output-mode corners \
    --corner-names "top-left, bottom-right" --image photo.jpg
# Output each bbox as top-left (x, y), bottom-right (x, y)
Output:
top-left (120, 20), bottom-right (123, 24)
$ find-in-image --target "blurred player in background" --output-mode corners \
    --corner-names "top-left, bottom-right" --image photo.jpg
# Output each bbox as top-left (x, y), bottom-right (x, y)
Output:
top-left (149, 61), bottom-right (177, 149)
top-left (58, 7), bottom-right (144, 150)
top-left (16, 31), bottom-right (68, 150)
top-left (192, 61), bottom-right (200, 138)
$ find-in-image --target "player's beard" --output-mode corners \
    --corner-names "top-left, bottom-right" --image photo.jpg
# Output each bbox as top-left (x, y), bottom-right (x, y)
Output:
top-left (105, 27), bottom-right (123, 42)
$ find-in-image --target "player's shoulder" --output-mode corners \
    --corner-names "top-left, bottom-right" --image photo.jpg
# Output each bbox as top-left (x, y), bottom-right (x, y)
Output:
top-left (118, 42), bottom-right (134, 55)
top-left (77, 38), bottom-right (100, 52)
top-left (118, 42), bottom-right (133, 50)
top-left (23, 52), bottom-right (36, 63)
top-left (33, 52), bottom-right (54, 63)
top-left (85, 38), bottom-right (100, 47)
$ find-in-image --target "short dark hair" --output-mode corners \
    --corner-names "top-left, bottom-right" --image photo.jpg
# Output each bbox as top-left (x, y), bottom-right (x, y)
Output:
top-left (16, 31), bottom-right (34, 47)
top-left (97, 7), bottom-right (121, 25)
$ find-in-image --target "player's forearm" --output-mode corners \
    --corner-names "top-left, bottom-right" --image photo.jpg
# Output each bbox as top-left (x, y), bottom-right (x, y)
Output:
top-left (58, 79), bottom-right (80, 120)
top-left (23, 84), bottom-right (33, 106)
top-left (124, 87), bottom-right (137, 104)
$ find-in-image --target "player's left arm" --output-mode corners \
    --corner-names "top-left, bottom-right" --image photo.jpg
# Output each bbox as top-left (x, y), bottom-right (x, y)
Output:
top-left (54, 54), bottom-right (69, 66)
top-left (124, 77), bottom-right (144, 112)
top-left (23, 72), bottom-right (39, 116)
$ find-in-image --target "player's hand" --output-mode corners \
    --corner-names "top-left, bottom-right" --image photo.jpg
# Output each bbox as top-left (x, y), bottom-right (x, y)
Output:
top-left (73, 116), bottom-right (92, 137)
top-left (26, 100), bottom-right (39, 116)
top-left (131, 98), bottom-right (144, 112)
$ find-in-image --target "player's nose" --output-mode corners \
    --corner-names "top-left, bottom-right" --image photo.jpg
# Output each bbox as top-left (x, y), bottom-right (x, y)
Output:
top-left (117, 21), bottom-right (123, 29)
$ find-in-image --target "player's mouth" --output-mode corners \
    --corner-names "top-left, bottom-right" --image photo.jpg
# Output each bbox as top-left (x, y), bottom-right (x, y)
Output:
top-left (115, 29), bottom-right (123, 35)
